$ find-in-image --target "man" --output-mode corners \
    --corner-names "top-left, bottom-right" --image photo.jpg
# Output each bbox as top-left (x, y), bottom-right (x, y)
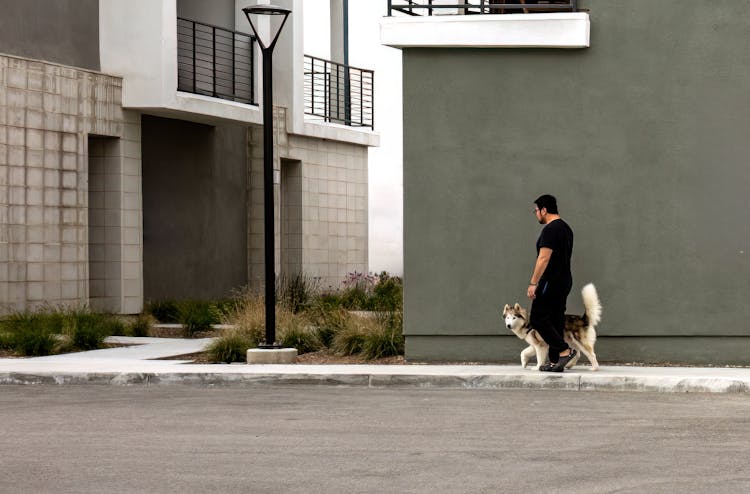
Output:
top-left (527, 194), bottom-right (577, 372)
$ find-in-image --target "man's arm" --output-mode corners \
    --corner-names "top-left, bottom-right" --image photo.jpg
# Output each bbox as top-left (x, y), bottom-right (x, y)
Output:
top-left (527, 247), bottom-right (553, 299)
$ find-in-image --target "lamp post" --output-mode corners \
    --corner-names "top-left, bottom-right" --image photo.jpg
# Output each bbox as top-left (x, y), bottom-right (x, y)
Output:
top-left (243, 4), bottom-right (291, 349)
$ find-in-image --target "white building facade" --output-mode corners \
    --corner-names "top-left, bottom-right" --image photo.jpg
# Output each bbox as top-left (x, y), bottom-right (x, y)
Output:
top-left (0, 0), bottom-right (377, 314)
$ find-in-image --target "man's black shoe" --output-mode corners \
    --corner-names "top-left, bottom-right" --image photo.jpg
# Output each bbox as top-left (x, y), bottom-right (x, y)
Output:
top-left (539, 349), bottom-right (578, 372)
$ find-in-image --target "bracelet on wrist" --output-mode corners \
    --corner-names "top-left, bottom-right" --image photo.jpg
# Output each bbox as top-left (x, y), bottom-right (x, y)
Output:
top-left (529, 282), bottom-right (538, 286)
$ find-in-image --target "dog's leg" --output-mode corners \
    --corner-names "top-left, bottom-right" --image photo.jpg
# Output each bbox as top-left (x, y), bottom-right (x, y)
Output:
top-left (569, 337), bottom-right (599, 371)
top-left (520, 345), bottom-right (536, 369)
top-left (579, 342), bottom-right (599, 371)
top-left (565, 339), bottom-right (582, 368)
top-left (534, 345), bottom-right (548, 371)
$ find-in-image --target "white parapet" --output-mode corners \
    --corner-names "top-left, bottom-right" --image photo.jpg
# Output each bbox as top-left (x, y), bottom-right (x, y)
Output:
top-left (380, 13), bottom-right (590, 49)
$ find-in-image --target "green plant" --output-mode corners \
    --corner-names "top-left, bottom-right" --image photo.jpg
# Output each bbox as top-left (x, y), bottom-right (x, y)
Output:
top-left (145, 300), bottom-right (180, 323)
top-left (63, 311), bottom-right (120, 351)
top-left (228, 298), bottom-right (264, 340)
top-left (276, 273), bottom-right (320, 313)
top-left (371, 273), bottom-right (403, 311)
top-left (178, 301), bottom-right (219, 337)
top-left (305, 303), bottom-right (352, 348)
top-left (0, 311), bottom-right (61, 356)
top-left (206, 332), bottom-right (254, 363)
top-left (127, 314), bottom-right (152, 337)
top-left (277, 311), bottom-right (321, 354)
top-left (362, 312), bottom-right (404, 360)
top-left (330, 316), bottom-right (368, 356)
top-left (340, 287), bottom-right (369, 310)
top-left (211, 297), bottom-right (243, 323)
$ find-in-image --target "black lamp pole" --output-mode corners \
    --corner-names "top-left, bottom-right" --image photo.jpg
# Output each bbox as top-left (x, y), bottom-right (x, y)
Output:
top-left (243, 4), bottom-right (291, 349)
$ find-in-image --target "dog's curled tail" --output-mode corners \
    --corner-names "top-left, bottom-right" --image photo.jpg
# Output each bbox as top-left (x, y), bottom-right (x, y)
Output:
top-left (581, 283), bottom-right (602, 328)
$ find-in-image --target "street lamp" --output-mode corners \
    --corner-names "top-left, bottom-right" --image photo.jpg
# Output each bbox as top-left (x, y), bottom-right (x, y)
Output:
top-left (243, 4), bottom-right (291, 349)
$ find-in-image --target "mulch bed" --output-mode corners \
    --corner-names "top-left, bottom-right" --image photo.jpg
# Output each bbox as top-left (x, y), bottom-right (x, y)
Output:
top-left (157, 348), bottom-right (406, 365)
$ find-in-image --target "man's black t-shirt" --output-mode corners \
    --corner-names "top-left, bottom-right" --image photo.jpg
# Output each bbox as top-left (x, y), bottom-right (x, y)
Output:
top-left (536, 218), bottom-right (574, 288)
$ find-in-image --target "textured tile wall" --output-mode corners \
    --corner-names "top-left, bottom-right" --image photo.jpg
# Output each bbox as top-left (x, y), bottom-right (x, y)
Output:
top-left (0, 54), bottom-right (142, 314)
top-left (247, 108), bottom-right (369, 291)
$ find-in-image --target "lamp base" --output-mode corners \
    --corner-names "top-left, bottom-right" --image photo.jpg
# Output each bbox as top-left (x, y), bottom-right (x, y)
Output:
top-left (247, 348), bottom-right (298, 364)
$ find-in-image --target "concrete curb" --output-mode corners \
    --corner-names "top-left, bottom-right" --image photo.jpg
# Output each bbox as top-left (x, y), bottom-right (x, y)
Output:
top-left (1, 370), bottom-right (747, 393)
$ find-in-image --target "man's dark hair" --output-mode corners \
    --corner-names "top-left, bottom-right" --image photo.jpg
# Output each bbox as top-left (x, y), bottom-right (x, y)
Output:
top-left (534, 194), bottom-right (559, 214)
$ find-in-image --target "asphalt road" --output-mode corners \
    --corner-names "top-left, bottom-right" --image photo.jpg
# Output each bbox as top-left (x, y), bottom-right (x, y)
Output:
top-left (0, 386), bottom-right (748, 494)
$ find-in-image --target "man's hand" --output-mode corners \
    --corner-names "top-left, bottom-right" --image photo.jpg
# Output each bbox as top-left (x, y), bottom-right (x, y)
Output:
top-left (527, 284), bottom-right (537, 300)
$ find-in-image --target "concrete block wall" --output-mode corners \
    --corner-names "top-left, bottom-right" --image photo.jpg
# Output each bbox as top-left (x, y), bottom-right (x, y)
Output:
top-left (248, 107), bottom-right (368, 290)
top-left (0, 54), bottom-right (142, 314)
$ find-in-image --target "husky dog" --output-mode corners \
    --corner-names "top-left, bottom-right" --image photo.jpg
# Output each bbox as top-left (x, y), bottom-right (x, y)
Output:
top-left (502, 283), bottom-right (602, 371)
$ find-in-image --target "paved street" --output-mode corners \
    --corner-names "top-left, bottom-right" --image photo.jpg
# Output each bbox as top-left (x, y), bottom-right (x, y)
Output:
top-left (1, 386), bottom-right (748, 494)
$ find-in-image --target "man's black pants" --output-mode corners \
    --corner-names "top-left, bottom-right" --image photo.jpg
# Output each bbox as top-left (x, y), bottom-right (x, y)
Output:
top-left (530, 280), bottom-right (571, 364)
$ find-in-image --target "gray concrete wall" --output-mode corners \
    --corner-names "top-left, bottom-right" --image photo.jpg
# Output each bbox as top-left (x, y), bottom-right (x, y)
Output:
top-left (177, 0), bottom-right (236, 30)
top-left (0, 54), bottom-right (142, 315)
top-left (0, 0), bottom-right (99, 71)
top-left (141, 115), bottom-right (247, 301)
top-left (402, 0), bottom-right (750, 362)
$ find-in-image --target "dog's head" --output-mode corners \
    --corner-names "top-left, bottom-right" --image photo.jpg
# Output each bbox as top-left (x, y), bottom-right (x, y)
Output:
top-left (502, 303), bottom-right (528, 332)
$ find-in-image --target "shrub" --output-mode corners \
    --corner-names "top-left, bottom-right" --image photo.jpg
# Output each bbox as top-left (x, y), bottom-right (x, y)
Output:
top-left (145, 300), bottom-right (180, 323)
top-left (127, 314), bottom-right (152, 337)
top-left (305, 303), bottom-right (352, 348)
top-left (362, 312), bottom-right (404, 360)
top-left (1, 311), bottom-right (61, 356)
top-left (277, 311), bottom-right (321, 354)
top-left (206, 332), bottom-right (254, 363)
top-left (63, 310), bottom-right (121, 351)
top-left (0, 330), bottom-right (12, 349)
top-left (277, 273), bottom-right (320, 313)
top-left (340, 286), bottom-right (369, 310)
top-left (330, 314), bottom-right (374, 356)
top-left (178, 301), bottom-right (219, 337)
top-left (371, 273), bottom-right (403, 311)
top-left (226, 293), bottom-right (266, 344)
top-left (211, 297), bottom-right (243, 323)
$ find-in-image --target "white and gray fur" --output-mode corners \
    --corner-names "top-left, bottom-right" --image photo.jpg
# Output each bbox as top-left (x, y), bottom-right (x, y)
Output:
top-left (502, 283), bottom-right (602, 370)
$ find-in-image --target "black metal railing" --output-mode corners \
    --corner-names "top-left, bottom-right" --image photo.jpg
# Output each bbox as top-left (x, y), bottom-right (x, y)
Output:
top-left (387, 0), bottom-right (578, 16)
top-left (304, 55), bottom-right (374, 130)
top-left (177, 17), bottom-right (256, 104)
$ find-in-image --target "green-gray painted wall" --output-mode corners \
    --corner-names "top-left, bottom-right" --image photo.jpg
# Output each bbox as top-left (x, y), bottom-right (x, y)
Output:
top-left (402, 0), bottom-right (750, 363)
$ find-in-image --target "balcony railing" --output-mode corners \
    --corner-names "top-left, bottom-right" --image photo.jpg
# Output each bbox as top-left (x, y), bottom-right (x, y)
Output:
top-left (387, 0), bottom-right (578, 16)
top-left (177, 17), bottom-right (256, 105)
top-left (304, 55), bottom-right (374, 130)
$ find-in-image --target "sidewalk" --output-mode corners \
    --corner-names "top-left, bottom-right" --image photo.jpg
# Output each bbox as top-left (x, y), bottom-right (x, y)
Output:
top-left (0, 336), bottom-right (748, 393)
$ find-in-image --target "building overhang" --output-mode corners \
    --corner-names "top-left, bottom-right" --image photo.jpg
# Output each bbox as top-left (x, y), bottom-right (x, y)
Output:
top-left (380, 13), bottom-right (590, 49)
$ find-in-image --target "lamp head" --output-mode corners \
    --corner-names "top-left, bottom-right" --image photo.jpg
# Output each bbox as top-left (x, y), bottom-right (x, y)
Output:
top-left (242, 5), bottom-right (291, 16)
top-left (242, 4), bottom-right (292, 50)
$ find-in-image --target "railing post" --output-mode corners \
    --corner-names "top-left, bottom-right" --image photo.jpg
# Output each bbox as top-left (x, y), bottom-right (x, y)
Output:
top-left (345, 65), bottom-right (351, 126)
top-left (324, 60), bottom-right (330, 123)
top-left (387, 0), bottom-right (392, 16)
top-left (251, 36), bottom-right (256, 104)
top-left (192, 21), bottom-right (196, 93)
top-left (362, 70), bottom-right (365, 126)
top-left (572, 0), bottom-right (578, 12)
top-left (212, 26), bottom-right (217, 97)
top-left (232, 33), bottom-right (236, 101)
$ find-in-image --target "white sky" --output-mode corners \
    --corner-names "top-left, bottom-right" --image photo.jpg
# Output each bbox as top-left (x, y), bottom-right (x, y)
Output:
top-left (303, 0), bottom-right (404, 275)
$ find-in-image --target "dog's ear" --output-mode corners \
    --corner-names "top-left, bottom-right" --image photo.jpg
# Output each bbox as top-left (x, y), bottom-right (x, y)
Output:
top-left (514, 303), bottom-right (522, 311)
top-left (502, 304), bottom-right (510, 313)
